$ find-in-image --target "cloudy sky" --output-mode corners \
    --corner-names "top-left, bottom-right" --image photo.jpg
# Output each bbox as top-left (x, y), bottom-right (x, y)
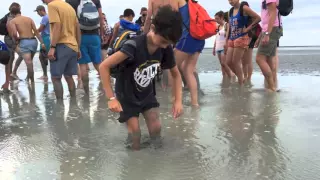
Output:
top-left (0, 0), bottom-right (318, 47)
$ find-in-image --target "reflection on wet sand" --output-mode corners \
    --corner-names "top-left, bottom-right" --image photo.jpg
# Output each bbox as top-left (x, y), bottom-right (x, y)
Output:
top-left (1, 72), bottom-right (320, 179)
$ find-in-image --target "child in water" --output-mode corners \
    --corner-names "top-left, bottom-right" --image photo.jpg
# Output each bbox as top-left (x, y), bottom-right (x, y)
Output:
top-left (99, 5), bottom-right (183, 150)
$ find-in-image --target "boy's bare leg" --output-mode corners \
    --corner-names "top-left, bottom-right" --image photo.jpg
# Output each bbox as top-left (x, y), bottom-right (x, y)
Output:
top-left (143, 108), bottom-right (161, 139)
top-left (126, 117), bottom-right (141, 150)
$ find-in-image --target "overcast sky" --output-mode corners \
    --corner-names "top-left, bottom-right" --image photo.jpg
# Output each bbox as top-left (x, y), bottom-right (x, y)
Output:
top-left (0, 0), bottom-right (318, 47)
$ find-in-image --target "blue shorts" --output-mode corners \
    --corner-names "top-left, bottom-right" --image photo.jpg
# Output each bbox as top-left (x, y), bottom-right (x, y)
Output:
top-left (50, 44), bottom-right (78, 78)
top-left (41, 34), bottom-right (51, 53)
top-left (78, 34), bottom-right (101, 65)
top-left (175, 33), bottom-right (205, 54)
top-left (19, 39), bottom-right (38, 55)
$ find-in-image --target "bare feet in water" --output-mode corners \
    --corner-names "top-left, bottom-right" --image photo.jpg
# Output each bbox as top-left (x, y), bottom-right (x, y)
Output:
top-left (10, 74), bottom-right (20, 81)
top-left (38, 76), bottom-right (48, 81)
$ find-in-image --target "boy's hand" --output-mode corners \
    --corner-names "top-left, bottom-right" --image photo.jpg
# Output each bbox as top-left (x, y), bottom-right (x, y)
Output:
top-left (108, 99), bottom-right (123, 112)
top-left (172, 101), bottom-right (183, 119)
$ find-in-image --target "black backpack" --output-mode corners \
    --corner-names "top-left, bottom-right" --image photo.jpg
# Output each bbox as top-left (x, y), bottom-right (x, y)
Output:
top-left (0, 14), bottom-right (9, 36)
top-left (109, 30), bottom-right (139, 78)
top-left (278, 0), bottom-right (293, 16)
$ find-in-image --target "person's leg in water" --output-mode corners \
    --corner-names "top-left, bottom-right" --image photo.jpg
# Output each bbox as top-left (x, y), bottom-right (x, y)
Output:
top-left (177, 50), bottom-right (201, 107)
top-left (79, 64), bottom-right (90, 93)
top-left (264, 49), bottom-right (278, 89)
top-left (225, 46), bottom-right (236, 85)
top-left (77, 64), bottom-right (83, 89)
top-left (38, 50), bottom-right (48, 80)
top-left (173, 49), bottom-right (188, 102)
top-left (126, 117), bottom-right (141, 150)
top-left (11, 56), bottom-right (23, 80)
top-left (11, 46), bottom-right (24, 80)
top-left (257, 54), bottom-right (275, 91)
top-left (22, 52), bottom-right (36, 83)
top-left (217, 51), bottom-right (227, 76)
top-left (143, 107), bottom-right (161, 144)
top-left (232, 36), bottom-right (248, 86)
top-left (242, 48), bottom-right (253, 84)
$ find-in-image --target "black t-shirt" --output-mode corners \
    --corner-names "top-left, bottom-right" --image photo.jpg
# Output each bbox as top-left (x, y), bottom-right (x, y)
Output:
top-left (115, 34), bottom-right (175, 105)
top-left (135, 17), bottom-right (144, 26)
top-left (66, 0), bottom-right (102, 34)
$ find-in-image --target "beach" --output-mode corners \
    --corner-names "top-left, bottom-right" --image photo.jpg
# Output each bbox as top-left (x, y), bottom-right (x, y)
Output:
top-left (0, 47), bottom-right (320, 180)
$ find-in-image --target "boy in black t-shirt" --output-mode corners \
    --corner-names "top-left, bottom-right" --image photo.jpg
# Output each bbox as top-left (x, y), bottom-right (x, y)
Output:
top-left (99, 5), bottom-right (183, 150)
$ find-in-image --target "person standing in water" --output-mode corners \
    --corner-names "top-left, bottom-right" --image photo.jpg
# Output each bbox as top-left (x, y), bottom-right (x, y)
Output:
top-left (8, 6), bottom-right (46, 83)
top-left (43, 0), bottom-right (81, 100)
top-left (99, 5), bottom-right (183, 150)
top-left (256, 0), bottom-right (282, 92)
top-left (225, 0), bottom-right (260, 86)
top-left (35, 5), bottom-right (51, 80)
top-left (0, 3), bottom-right (24, 81)
top-left (144, 0), bottom-right (204, 107)
top-left (213, 11), bottom-right (234, 78)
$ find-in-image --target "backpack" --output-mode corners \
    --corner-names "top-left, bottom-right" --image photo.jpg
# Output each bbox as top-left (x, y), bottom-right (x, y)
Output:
top-left (278, 0), bottom-right (293, 16)
top-left (109, 30), bottom-right (139, 78)
top-left (0, 14), bottom-right (9, 36)
top-left (187, 0), bottom-right (217, 40)
top-left (77, 0), bottom-right (100, 30)
top-left (229, 1), bottom-right (262, 39)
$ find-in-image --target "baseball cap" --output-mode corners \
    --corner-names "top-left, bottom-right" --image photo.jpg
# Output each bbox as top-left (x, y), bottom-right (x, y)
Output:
top-left (34, 5), bottom-right (45, 12)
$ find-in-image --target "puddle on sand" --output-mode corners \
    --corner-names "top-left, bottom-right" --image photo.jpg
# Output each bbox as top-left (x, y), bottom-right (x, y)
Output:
top-left (1, 69), bottom-right (320, 179)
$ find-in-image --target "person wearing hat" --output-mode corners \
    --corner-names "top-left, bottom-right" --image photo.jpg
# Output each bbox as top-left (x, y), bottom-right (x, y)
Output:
top-left (35, 5), bottom-right (50, 80)
top-left (135, 7), bottom-right (147, 27)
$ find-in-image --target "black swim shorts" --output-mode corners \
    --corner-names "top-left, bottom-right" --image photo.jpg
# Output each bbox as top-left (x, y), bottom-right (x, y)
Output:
top-left (118, 96), bottom-right (160, 123)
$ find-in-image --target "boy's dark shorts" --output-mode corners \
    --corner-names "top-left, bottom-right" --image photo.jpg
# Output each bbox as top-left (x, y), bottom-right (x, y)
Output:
top-left (0, 51), bottom-right (10, 65)
top-left (257, 27), bottom-right (282, 57)
top-left (118, 96), bottom-right (160, 123)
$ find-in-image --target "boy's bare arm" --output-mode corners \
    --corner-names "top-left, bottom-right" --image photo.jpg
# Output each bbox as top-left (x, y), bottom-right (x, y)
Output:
top-left (99, 51), bottom-right (129, 99)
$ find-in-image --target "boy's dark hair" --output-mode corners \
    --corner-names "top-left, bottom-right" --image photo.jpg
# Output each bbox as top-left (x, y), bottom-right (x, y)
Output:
top-left (9, 2), bottom-right (20, 11)
top-left (152, 5), bottom-right (182, 43)
top-left (215, 11), bottom-right (224, 18)
top-left (10, 6), bottom-right (21, 15)
top-left (123, 9), bottom-right (135, 18)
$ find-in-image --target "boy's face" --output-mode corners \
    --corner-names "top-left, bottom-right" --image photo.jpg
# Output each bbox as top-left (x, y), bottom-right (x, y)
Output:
top-left (128, 15), bottom-right (134, 22)
top-left (228, 0), bottom-right (239, 6)
top-left (151, 32), bottom-right (172, 49)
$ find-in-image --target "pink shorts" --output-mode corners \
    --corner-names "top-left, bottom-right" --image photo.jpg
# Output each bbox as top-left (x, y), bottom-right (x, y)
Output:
top-left (228, 35), bottom-right (250, 49)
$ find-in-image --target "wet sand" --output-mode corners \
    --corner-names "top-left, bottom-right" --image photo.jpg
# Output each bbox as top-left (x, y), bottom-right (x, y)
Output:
top-left (0, 47), bottom-right (320, 180)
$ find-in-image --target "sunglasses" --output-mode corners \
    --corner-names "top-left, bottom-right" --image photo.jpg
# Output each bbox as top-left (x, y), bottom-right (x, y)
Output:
top-left (142, 14), bottom-right (147, 17)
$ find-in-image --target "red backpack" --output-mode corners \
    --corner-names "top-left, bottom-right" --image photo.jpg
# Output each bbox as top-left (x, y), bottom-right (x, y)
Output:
top-left (187, 0), bottom-right (217, 40)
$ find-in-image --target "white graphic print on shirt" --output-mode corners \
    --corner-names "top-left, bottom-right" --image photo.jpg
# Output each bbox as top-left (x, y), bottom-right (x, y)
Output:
top-left (134, 60), bottom-right (160, 91)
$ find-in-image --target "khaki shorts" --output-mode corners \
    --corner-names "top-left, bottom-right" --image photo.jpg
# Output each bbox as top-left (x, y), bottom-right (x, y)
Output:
top-left (257, 27), bottom-right (282, 57)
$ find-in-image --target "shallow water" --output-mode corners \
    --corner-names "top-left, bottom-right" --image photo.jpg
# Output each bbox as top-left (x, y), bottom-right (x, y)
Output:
top-left (1, 48), bottom-right (320, 180)
top-left (1, 71), bottom-right (320, 180)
